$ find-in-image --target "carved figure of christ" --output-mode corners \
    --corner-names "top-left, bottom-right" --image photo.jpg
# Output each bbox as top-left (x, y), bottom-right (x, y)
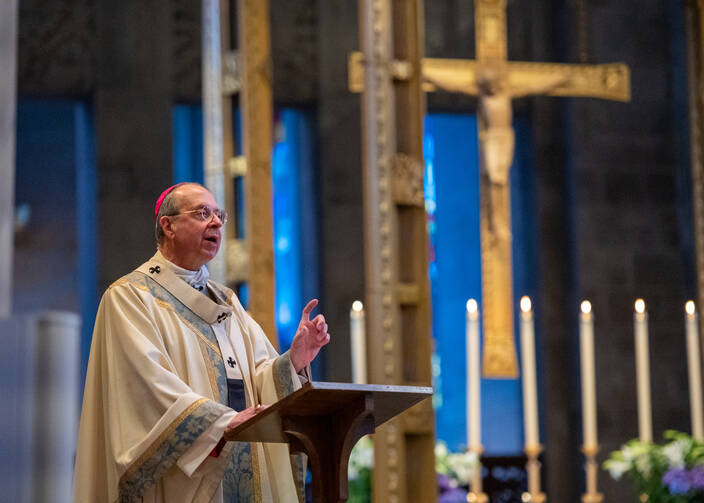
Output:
top-left (428, 63), bottom-right (567, 242)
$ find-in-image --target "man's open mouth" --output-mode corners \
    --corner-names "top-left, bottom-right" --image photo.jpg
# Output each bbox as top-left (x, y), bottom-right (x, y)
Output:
top-left (204, 237), bottom-right (218, 243)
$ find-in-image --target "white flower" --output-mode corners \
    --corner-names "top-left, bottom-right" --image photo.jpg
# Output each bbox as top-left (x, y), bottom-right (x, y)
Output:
top-left (617, 441), bottom-right (653, 477)
top-left (435, 441), bottom-right (449, 459)
top-left (663, 438), bottom-right (690, 469)
top-left (605, 459), bottom-right (630, 480)
top-left (446, 451), bottom-right (478, 486)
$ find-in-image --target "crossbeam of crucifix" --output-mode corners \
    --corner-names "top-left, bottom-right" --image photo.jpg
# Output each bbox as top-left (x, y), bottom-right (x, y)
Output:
top-left (349, 0), bottom-right (630, 378)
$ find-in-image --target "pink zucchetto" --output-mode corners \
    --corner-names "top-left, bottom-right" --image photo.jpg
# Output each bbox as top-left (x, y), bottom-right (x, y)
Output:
top-left (154, 183), bottom-right (185, 221)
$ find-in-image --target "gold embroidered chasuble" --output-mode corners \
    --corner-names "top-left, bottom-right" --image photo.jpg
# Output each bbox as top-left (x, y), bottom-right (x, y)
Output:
top-left (74, 253), bottom-right (307, 502)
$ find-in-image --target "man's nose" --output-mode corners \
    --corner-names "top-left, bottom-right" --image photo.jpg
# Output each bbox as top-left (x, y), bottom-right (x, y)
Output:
top-left (207, 214), bottom-right (223, 227)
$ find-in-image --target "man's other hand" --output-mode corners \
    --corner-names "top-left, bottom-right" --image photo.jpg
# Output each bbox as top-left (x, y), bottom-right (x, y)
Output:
top-left (225, 404), bottom-right (268, 434)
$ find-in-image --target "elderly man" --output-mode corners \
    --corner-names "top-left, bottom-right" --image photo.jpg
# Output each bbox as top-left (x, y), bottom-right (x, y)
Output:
top-left (74, 182), bottom-right (330, 502)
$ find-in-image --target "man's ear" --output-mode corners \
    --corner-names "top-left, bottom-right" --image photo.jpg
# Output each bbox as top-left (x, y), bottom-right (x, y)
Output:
top-left (160, 215), bottom-right (176, 239)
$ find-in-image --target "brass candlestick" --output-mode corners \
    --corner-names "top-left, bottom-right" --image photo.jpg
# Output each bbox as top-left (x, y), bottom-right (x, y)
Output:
top-left (523, 444), bottom-right (547, 503)
top-left (466, 445), bottom-right (488, 503)
top-left (581, 444), bottom-right (603, 503)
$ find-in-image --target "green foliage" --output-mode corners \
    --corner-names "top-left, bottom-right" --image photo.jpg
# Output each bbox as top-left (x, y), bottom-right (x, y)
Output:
top-left (348, 435), bottom-right (373, 503)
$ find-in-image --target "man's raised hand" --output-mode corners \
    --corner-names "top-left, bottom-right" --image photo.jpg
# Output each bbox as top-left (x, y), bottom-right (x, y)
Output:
top-left (289, 299), bottom-right (330, 372)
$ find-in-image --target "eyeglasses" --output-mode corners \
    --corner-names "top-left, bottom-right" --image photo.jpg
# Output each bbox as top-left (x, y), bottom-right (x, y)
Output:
top-left (173, 206), bottom-right (228, 224)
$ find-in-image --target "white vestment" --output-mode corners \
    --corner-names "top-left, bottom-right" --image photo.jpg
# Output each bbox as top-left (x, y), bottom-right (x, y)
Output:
top-left (74, 253), bottom-right (308, 502)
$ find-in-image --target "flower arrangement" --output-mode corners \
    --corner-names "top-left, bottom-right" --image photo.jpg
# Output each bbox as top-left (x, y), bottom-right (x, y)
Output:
top-left (604, 430), bottom-right (704, 502)
top-left (347, 437), bottom-right (478, 502)
top-left (434, 441), bottom-right (479, 502)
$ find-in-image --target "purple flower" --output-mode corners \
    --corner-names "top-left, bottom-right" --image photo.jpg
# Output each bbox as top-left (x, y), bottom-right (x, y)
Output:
top-left (690, 467), bottom-right (704, 490)
top-left (437, 474), bottom-right (453, 492)
top-left (438, 487), bottom-right (468, 503)
top-left (663, 468), bottom-right (692, 495)
top-left (437, 474), bottom-right (468, 503)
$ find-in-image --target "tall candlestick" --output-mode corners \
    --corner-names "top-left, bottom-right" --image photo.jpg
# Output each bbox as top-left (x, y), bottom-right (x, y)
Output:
top-left (580, 301), bottom-right (603, 503)
top-left (634, 299), bottom-right (652, 442)
top-left (520, 296), bottom-right (540, 450)
top-left (466, 299), bottom-right (481, 449)
top-left (579, 301), bottom-right (598, 449)
top-left (350, 300), bottom-right (367, 384)
top-left (685, 301), bottom-right (704, 440)
top-left (466, 299), bottom-right (487, 502)
top-left (521, 295), bottom-right (547, 501)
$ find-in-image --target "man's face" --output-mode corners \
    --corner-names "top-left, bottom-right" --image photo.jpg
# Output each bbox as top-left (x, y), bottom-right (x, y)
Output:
top-left (167, 185), bottom-right (223, 270)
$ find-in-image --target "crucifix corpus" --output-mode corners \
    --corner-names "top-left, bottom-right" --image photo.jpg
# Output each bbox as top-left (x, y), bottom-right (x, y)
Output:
top-left (349, 0), bottom-right (630, 377)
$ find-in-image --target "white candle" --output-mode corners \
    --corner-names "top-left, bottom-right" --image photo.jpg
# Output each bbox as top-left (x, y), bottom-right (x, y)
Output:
top-left (350, 300), bottom-right (367, 384)
top-left (466, 299), bottom-right (481, 449)
top-left (520, 296), bottom-right (540, 449)
top-left (634, 299), bottom-right (652, 442)
top-left (579, 300), bottom-right (598, 449)
top-left (685, 301), bottom-right (704, 440)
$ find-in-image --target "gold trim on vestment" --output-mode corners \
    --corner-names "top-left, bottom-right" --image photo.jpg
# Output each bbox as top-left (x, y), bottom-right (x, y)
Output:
top-left (197, 336), bottom-right (222, 402)
top-left (288, 452), bottom-right (307, 503)
top-left (117, 397), bottom-right (209, 492)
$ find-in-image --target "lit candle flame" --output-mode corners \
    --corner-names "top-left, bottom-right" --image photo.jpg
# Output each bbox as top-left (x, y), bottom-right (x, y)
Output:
top-left (520, 296), bottom-right (532, 313)
top-left (686, 301), bottom-right (696, 316)
top-left (635, 299), bottom-right (646, 314)
top-left (352, 300), bottom-right (364, 312)
top-left (581, 300), bottom-right (592, 314)
top-left (466, 298), bottom-right (478, 313)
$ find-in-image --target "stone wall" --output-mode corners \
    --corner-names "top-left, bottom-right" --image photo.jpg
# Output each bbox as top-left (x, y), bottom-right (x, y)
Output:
top-left (569, 1), bottom-right (693, 500)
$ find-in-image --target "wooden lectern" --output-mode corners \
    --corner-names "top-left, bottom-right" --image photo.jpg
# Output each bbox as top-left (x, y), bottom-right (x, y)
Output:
top-left (224, 381), bottom-right (432, 503)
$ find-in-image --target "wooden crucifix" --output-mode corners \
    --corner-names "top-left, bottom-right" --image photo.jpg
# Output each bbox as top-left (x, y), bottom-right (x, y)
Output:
top-left (350, 0), bottom-right (630, 377)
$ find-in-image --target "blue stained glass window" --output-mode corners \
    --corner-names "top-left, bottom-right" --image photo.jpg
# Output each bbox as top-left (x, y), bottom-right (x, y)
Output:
top-left (173, 105), bottom-right (204, 185)
top-left (272, 111), bottom-right (304, 350)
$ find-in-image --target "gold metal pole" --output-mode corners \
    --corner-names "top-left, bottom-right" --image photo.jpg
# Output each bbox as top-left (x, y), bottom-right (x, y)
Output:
top-left (581, 445), bottom-right (603, 503)
top-left (466, 446), bottom-right (488, 503)
top-left (524, 444), bottom-right (547, 503)
top-left (237, 0), bottom-right (277, 345)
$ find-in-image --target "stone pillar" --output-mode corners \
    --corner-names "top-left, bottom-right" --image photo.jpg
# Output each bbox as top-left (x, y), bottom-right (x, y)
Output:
top-left (0, 311), bottom-right (81, 503)
top-left (0, 0), bottom-right (18, 317)
top-left (201, 0), bottom-right (227, 283)
top-left (94, 0), bottom-right (173, 289)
